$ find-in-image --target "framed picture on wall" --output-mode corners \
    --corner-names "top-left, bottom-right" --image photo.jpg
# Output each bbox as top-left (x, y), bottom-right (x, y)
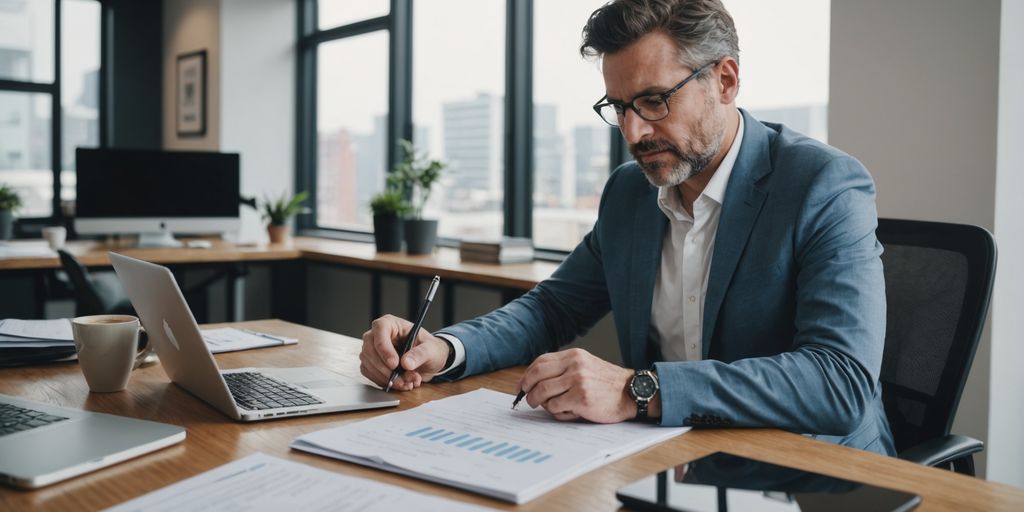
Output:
top-left (176, 50), bottom-right (207, 137)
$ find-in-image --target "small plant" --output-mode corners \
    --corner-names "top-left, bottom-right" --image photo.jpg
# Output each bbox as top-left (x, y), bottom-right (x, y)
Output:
top-left (261, 190), bottom-right (310, 226)
top-left (0, 184), bottom-right (22, 211)
top-left (389, 139), bottom-right (446, 219)
top-left (369, 188), bottom-right (412, 217)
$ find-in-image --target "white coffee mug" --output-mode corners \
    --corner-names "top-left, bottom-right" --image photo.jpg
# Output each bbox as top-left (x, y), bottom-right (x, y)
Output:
top-left (72, 315), bottom-right (151, 393)
top-left (42, 226), bottom-right (67, 250)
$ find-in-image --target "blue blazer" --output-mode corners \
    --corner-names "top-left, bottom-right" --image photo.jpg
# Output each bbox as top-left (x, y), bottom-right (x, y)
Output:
top-left (438, 110), bottom-right (894, 455)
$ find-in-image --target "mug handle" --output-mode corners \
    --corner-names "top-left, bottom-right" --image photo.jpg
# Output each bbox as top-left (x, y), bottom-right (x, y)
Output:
top-left (132, 328), bottom-right (154, 370)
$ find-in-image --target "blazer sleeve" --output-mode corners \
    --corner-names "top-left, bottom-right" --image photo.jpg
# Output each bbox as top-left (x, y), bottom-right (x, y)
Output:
top-left (431, 169), bottom-right (623, 381)
top-left (655, 156), bottom-right (887, 435)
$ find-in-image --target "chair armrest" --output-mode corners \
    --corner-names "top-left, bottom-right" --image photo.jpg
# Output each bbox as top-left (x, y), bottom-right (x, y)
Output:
top-left (898, 434), bottom-right (984, 468)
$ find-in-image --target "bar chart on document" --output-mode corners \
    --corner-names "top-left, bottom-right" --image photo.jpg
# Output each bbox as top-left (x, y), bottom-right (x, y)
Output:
top-left (292, 388), bottom-right (688, 503)
top-left (404, 425), bottom-right (553, 464)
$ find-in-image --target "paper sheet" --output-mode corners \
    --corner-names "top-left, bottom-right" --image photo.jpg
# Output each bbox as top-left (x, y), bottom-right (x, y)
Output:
top-left (0, 318), bottom-right (74, 341)
top-left (292, 388), bottom-right (689, 504)
top-left (200, 327), bottom-right (297, 353)
top-left (104, 453), bottom-right (493, 512)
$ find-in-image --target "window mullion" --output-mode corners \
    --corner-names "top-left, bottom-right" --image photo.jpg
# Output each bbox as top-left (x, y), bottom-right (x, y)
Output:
top-left (504, 0), bottom-right (533, 238)
top-left (52, 0), bottom-right (63, 220)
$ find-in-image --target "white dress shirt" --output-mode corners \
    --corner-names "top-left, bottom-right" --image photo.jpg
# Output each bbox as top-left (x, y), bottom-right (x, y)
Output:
top-left (651, 113), bottom-right (743, 362)
top-left (437, 112), bottom-right (744, 373)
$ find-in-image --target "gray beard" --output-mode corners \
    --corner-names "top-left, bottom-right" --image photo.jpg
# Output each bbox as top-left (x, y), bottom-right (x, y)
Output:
top-left (638, 146), bottom-right (718, 187)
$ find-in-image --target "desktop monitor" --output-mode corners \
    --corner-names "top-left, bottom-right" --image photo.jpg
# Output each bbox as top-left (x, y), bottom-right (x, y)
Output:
top-left (75, 148), bottom-right (240, 247)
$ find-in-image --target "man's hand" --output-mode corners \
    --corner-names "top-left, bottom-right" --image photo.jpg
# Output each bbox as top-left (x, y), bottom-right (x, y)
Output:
top-left (359, 315), bottom-right (450, 391)
top-left (517, 348), bottom-right (639, 423)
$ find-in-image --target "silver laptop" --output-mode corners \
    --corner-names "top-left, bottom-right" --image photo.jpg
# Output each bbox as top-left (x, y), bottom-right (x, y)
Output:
top-left (0, 393), bottom-right (185, 489)
top-left (108, 252), bottom-right (398, 421)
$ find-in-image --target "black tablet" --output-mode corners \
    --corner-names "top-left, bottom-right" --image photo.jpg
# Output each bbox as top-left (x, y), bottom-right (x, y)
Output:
top-left (617, 452), bottom-right (920, 512)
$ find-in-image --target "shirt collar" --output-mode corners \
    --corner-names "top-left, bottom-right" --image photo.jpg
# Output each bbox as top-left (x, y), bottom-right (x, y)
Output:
top-left (656, 111), bottom-right (744, 220)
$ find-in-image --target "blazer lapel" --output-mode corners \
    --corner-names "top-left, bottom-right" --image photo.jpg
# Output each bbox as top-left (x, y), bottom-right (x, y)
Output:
top-left (702, 110), bottom-right (773, 358)
top-left (628, 186), bottom-right (667, 369)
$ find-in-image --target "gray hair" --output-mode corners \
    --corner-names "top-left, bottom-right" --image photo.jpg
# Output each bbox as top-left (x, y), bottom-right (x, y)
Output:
top-left (580, 0), bottom-right (740, 71)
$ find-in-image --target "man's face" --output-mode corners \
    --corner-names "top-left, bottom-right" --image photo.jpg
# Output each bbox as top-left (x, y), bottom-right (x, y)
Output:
top-left (602, 31), bottom-right (728, 187)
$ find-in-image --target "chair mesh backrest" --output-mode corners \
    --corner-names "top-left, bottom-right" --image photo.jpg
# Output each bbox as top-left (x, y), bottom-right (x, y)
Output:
top-left (877, 219), bottom-right (996, 453)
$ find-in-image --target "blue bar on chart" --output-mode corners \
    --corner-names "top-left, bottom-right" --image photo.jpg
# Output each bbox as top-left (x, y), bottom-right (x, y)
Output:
top-left (404, 427), bottom-right (553, 464)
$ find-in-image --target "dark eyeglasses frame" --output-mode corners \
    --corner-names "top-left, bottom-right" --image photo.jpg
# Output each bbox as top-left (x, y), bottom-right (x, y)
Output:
top-left (592, 60), bottom-right (719, 127)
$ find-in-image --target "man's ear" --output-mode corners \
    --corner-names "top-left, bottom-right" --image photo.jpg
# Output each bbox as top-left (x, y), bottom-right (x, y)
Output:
top-left (716, 57), bottom-right (740, 105)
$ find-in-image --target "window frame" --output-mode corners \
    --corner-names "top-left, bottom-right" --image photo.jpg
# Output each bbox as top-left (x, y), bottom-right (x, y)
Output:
top-left (0, 0), bottom-right (106, 230)
top-left (297, 0), bottom-right (626, 257)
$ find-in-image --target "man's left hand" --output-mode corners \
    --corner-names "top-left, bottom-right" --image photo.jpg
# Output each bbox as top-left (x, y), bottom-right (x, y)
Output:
top-left (517, 348), bottom-right (637, 423)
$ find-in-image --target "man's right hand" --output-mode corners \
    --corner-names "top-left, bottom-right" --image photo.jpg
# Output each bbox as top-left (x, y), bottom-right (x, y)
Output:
top-left (359, 314), bottom-right (450, 391)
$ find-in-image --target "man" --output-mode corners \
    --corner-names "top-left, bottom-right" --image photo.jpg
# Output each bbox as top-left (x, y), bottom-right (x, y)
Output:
top-left (359, 0), bottom-right (894, 455)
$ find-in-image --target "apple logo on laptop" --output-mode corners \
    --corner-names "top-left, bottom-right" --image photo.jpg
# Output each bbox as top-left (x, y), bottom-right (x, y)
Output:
top-left (163, 319), bottom-right (181, 350)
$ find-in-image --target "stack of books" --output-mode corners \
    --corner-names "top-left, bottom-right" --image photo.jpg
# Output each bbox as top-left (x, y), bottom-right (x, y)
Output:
top-left (459, 237), bottom-right (534, 264)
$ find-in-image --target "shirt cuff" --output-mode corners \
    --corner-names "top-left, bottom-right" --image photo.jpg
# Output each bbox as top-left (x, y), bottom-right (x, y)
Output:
top-left (434, 332), bottom-right (466, 375)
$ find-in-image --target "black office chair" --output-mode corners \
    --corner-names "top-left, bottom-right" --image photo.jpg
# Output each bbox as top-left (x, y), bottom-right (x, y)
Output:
top-left (876, 218), bottom-right (996, 476)
top-left (57, 249), bottom-right (135, 317)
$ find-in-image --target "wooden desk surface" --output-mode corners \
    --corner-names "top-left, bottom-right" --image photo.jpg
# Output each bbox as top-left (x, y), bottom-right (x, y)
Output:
top-left (1, 320), bottom-right (1021, 511)
top-left (0, 237), bottom-right (559, 290)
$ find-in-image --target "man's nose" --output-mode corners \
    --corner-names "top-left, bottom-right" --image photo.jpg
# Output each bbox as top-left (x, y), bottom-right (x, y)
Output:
top-left (619, 108), bottom-right (654, 144)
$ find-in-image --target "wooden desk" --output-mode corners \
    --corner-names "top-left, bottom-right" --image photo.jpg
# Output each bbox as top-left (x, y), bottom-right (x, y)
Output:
top-left (0, 237), bottom-right (558, 290)
top-left (0, 237), bottom-right (561, 325)
top-left (1, 320), bottom-right (1021, 511)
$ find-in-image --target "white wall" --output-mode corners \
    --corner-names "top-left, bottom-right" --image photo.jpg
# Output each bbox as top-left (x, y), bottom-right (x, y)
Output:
top-left (830, 0), bottom-right (1017, 481)
top-left (989, 0), bottom-right (1024, 488)
top-left (219, 0), bottom-right (296, 243)
top-left (163, 0), bottom-right (295, 243)
top-left (163, 0), bottom-right (220, 151)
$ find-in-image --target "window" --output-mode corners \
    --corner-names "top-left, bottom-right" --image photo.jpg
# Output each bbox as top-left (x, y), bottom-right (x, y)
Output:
top-left (317, 0), bottom-right (388, 30)
top-left (299, 0), bottom-right (830, 254)
top-left (316, 32), bottom-right (389, 231)
top-left (413, 0), bottom-right (505, 241)
top-left (532, 0), bottom-right (612, 251)
top-left (728, 0), bottom-right (830, 142)
top-left (0, 0), bottom-right (100, 222)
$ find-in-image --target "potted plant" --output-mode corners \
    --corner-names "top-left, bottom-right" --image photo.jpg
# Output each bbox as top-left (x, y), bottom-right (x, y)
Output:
top-left (390, 139), bottom-right (446, 255)
top-left (0, 184), bottom-right (22, 240)
top-left (260, 190), bottom-right (310, 244)
top-left (369, 185), bottom-right (411, 253)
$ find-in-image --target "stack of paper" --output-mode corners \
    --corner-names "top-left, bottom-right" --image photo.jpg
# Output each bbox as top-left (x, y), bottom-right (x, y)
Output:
top-left (107, 453), bottom-right (494, 512)
top-left (0, 319), bottom-right (76, 367)
top-left (291, 388), bottom-right (689, 504)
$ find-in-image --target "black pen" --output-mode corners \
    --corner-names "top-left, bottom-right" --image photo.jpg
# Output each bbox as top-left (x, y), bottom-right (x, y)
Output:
top-left (385, 275), bottom-right (440, 392)
top-left (511, 390), bottom-right (526, 410)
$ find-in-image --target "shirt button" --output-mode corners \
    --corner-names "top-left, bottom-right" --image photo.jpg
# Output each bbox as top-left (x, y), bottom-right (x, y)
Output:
top-left (690, 344), bottom-right (696, 349)
top-left (688, 296), bottom-right (696, 303)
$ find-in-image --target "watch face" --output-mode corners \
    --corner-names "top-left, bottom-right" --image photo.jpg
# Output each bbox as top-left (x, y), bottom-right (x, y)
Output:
top-left (632, 374), bottom-right (656, 399)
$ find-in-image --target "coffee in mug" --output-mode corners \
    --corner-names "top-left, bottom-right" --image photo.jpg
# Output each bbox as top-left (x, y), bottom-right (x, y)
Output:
top-left (72, 315), bottom-right (151, 393)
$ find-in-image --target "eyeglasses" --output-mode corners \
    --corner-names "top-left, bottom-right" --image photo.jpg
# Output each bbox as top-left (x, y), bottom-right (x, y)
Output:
top-left (592, 61), bottom-right (718, 127)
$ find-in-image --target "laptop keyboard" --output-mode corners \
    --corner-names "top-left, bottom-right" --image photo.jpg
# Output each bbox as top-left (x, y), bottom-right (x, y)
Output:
top-left (0, 403), bottom-right (69, 437)
top-left (223, 372), bottom-right (324, 411)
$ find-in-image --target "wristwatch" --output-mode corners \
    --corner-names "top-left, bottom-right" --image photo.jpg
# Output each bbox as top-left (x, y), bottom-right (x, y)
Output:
top-left (628, 369), bottom-right (659, 421)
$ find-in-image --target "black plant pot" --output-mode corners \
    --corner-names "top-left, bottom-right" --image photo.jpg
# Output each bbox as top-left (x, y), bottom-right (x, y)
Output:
top-left (0, 210), bottom-right (12, 240)
top-left (404, 219), bottom-right (438, 255)
top-left (372, 214), bottom-right (404, 252)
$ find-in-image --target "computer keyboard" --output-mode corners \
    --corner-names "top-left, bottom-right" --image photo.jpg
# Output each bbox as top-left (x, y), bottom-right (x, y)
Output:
top-left (223, 372), bottom-right (324, 411)
top-left (0, 403), bottom-right (69, 437)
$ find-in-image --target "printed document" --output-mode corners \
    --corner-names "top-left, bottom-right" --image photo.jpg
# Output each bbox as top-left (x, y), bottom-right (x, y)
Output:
top-left (291, 388), bottom-right (689, 504)
top-left (104, 452), bottom-right (493, 512)
top-left (200, 327), bottom-right (297, 353)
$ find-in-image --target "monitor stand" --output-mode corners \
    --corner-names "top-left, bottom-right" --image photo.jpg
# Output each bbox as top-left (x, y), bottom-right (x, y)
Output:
top-left (137, 231), bottom-right (182, 248)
